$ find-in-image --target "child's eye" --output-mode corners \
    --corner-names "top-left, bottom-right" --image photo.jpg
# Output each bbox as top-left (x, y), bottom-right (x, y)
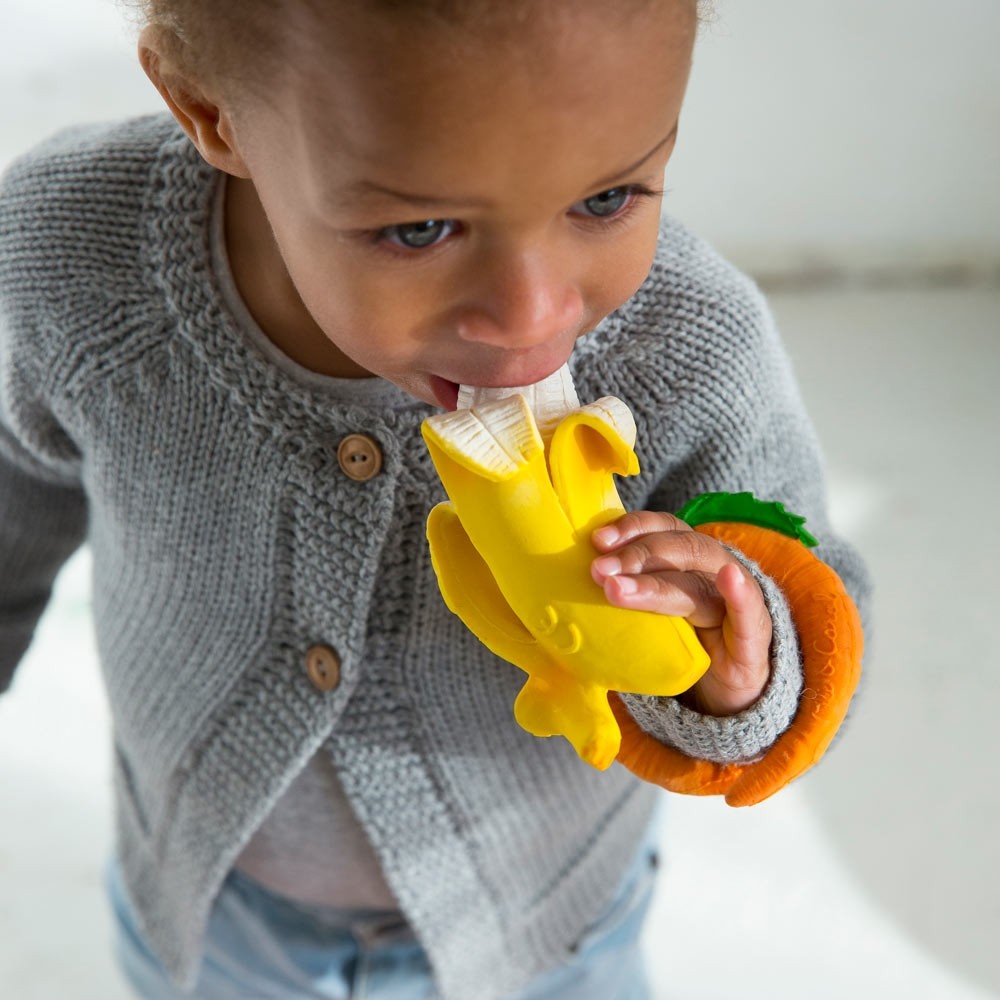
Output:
top-left (380, 218), bottom-right (458, 249)
top-left (579, 187), bottom-right (633, 217)
top-left (570, 184), bottom-right (662, 223)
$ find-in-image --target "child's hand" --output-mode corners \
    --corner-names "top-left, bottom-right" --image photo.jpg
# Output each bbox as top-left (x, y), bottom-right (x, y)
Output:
top-left (590, 511), bottom-right (771, 717)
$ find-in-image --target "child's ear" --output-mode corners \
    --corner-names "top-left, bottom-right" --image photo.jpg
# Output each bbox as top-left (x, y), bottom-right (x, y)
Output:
top-left (138, 26), bottom-right (250, 179)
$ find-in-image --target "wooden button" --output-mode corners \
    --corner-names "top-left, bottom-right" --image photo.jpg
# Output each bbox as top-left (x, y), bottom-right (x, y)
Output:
top-left (337, 434), bottom-right (383, 482)
top-left (305, 644), bottom-right (341, 692)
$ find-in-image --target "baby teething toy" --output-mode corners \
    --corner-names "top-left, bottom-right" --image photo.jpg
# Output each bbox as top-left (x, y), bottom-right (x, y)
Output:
top-left (615, 491), bottom-right (864, 806)
top-left (422, 366), bottom-right (863, 801)
top-left (422, 366), bottom-right (709, 769)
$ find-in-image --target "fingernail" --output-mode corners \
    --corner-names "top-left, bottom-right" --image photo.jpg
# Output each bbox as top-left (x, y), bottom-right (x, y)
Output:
top-left (592, 525), bottom-right (620, 548)
top-left (614, 575), bottom-right (638, 595)
top-left (593, 555), bottom-right (622, 577)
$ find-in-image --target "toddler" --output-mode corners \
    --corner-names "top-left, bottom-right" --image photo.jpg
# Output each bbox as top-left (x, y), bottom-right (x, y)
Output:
top-left (0, 1), bottom-right (870, 997)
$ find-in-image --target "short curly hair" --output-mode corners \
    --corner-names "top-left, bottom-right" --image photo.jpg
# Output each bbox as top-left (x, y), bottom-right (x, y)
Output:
top-left (124, 0), bottom-right (710, 97)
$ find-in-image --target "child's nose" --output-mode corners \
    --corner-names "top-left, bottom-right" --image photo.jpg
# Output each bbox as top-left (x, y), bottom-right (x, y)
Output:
top-left (455, 249), bottom-right (584, 349)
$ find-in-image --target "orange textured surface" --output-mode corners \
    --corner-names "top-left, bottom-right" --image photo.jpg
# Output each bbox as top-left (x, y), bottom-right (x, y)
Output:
top-left (612, 521), bottom-right (864, 807)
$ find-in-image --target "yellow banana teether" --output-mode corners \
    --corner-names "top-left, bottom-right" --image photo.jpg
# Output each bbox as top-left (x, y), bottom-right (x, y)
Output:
top-left (422, 366), bottom-right (710, 769)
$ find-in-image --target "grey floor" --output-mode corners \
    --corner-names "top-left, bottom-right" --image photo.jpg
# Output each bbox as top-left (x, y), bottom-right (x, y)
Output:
top-left (1, 285), bottom-right (998, 999)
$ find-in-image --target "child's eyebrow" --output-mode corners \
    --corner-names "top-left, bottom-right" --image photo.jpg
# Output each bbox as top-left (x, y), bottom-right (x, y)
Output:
top-left (340, 183), bottom-right (492, 211)
top-left (337, 121), bottom-right (679, 211)
top-left (588, 122), bottom-right (679, 191)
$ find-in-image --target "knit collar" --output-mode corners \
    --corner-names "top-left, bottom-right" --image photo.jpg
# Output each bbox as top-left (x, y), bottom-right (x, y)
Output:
top-left (208, 174), bottom-right (413, 410)
top-left (148, 122), bottom-right (428, 437)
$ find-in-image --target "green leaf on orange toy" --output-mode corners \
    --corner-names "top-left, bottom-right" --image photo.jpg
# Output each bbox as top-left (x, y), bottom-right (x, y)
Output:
top-left (675, 491), bottom-right (819, 548)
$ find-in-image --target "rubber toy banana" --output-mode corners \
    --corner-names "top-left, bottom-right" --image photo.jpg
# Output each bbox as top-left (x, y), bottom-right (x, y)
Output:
top-left (422, 366), bottom-right (711, 769)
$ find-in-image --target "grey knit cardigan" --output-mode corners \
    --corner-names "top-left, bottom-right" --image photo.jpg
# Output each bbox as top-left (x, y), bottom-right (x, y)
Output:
top-left (0, 116), bottom-right (869, 999)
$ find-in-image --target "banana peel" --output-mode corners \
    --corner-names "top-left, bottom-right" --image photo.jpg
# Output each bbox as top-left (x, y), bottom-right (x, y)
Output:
top-left (422, 389), bottom-right (710, 769)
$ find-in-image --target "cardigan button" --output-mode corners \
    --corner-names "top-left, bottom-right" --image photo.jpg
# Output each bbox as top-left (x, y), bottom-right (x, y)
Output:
top-left (337, 434), bottom-right (383, 482)
top-left (305, 644), bottom-right (342, 692)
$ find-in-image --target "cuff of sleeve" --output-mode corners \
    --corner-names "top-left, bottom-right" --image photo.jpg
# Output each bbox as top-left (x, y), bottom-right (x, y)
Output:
top-left (618, 548), bottom-right (802, 765)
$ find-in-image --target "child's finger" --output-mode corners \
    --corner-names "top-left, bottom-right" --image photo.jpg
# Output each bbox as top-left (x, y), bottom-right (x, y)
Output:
top-left (599, 568), bottom-right (726, 625)
top-left (714, 562), bottom-right (772, 672)
top-left (591, 522), bottom-right (728, 581)
top-left (591, 510), bottom-right (692, 552)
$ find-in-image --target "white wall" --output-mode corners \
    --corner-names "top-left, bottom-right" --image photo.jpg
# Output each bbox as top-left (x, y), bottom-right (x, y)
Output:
top-left (2, 0), bottom-right (998, 281)
top-left (668, 0), bottom-right (1000, 280)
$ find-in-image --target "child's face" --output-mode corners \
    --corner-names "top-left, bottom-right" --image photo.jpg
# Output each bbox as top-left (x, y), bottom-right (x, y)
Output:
top-left (227, 1), bottom-right (696, 407)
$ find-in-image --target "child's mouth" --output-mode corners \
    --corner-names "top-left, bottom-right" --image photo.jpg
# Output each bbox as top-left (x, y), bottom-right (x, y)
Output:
top-left (429, 376), bottom-right (460, 411)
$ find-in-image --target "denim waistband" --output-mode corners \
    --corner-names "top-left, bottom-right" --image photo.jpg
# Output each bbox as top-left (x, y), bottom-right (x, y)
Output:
top-left (225, 868), bottom-right (415, 950)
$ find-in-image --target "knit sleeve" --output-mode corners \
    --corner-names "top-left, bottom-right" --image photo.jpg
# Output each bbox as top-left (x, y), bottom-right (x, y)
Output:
top-left (0, 315), bottom-right (88, 691)
top-left (0, 421), bottom-right (88, 692)
top-left (579, 218), bottom-right (871, 766)
top-left (0, 143), bottom-right (91, 692)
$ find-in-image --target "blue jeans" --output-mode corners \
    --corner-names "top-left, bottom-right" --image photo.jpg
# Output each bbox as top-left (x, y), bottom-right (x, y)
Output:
top-left (107, 835), bottom-right (657, 999)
